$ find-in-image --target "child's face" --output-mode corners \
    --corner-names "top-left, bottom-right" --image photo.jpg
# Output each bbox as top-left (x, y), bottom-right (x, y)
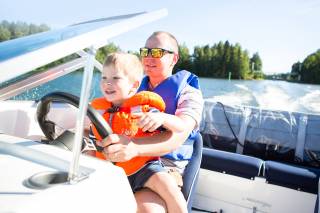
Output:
top-left (100, 65), bottom-right (136, 106)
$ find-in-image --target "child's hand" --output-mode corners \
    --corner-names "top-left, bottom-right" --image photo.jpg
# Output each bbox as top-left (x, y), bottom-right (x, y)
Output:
top-left (98, 134), bottom-right (138, 162)
top-left (134, 112), bottom-right (164, 132)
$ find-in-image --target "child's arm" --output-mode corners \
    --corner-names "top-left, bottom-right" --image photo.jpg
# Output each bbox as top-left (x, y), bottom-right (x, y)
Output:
top-left (135, 111), bottom-right (186, 133)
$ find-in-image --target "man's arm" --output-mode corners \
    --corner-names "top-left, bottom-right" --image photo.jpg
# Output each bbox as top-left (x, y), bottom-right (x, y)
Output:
top-left (135, 111), bottom-right (186, 133)
top-left (133, 114), bottom-right (196, 156)
top-left (99, 114), bottom-right (196, 161)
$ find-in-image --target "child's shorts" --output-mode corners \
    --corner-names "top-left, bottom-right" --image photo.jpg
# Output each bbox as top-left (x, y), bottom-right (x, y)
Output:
top-left (128, 160), bottom-right (165, 192)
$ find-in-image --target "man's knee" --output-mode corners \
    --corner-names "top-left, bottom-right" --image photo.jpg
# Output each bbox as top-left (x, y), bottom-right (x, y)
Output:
top-left (135, 188), bottom-right (166, 213)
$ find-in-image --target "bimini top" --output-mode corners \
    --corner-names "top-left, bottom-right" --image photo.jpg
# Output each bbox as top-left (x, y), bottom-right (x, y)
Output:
top-left (0, 9), bottom-right (168, 83)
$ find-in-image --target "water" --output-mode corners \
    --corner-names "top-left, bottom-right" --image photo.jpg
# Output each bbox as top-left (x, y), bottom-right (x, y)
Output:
top-left (10, 72), bottom-right (320, 115)
top-left (201, 78), bottom-right (320, 114)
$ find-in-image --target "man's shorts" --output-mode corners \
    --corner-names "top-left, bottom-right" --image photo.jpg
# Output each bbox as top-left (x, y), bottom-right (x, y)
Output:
top-left (127, 159), bottom-right (187, 192)
top-left (128, 160), bottom-right (165, 192)
top-left (161, 158), bottom-right (188, 188)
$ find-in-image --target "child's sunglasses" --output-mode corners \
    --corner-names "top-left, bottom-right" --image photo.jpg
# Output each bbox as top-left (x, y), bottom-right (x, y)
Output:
top-left (140, 47), bottom-right (174, 58)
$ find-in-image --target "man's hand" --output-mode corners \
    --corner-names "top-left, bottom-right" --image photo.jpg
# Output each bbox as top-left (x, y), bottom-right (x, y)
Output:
top-left (133, 112), bottom-right (165, 132)
top-left (97, 134), bottom-right (139, 162)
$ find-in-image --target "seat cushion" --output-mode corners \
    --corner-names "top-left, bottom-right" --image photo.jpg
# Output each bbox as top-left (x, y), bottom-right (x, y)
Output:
top-left (201, 148), bottom-right (263, 179)
top-left (264, 160), bottom-right (320, 194)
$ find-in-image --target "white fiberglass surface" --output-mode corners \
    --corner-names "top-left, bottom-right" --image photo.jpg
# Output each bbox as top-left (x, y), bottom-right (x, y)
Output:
top-left (194, 169), bottom-right (316, 213)
top-left (0, 134), bottom-right (136, 213)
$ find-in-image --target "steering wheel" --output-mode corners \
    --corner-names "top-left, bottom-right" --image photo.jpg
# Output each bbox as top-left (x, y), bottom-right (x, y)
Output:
top-left (36, 91), bottom-right (112, 151)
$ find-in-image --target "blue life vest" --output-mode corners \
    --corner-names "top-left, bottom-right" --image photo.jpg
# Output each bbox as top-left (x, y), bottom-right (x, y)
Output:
top-left (138, 70), bottom-right (200, 160)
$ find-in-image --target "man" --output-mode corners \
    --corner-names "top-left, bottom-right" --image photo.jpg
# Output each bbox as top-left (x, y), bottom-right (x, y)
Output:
top-left (100, 31), bottom-right (203, 212)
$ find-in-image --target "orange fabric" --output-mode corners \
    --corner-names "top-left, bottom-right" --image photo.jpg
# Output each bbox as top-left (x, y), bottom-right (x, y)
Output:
top-left (91, 91), bottom-right (166, 176)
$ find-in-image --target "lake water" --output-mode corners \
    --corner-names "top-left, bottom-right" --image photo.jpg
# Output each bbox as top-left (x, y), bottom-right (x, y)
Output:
top-left (10, 71), bottom-right (320, 115)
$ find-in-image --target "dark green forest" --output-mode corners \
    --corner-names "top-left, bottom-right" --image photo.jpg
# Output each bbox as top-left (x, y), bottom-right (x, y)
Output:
top-left (176, 42), bottom-right (263, 80)
top-left (0, 20), bottom-right (49, 41)
top-left (1, 20), bottom-right (319, 83)
top-left (290, 50), bottom-right (320, 84)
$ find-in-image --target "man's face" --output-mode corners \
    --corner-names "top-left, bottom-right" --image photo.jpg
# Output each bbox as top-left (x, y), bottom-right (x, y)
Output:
top-left (142, 34), bottom-right (177, 80)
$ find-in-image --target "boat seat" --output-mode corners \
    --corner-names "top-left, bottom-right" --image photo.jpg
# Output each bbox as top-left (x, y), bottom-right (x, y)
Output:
top-left (314, 194), bottom-right (319, 213)
top-left (182, 133), bottom-right (203, 212)
top-left (201, 148), bottom-right (263, 179)
top-left (264, 160), bottom-right (320, 194)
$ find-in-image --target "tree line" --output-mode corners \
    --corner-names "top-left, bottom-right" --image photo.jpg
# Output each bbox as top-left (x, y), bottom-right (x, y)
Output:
top-left (175, 41), bottom-right (263, 79)
top-left (290, 49), bottom-right (320, 84)
top-left (0, 20), bottom-right (49, 41)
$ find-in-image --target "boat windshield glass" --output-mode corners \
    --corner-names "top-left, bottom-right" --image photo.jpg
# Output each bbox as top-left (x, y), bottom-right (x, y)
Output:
top-left (0, 13), bottom-right (143, 62)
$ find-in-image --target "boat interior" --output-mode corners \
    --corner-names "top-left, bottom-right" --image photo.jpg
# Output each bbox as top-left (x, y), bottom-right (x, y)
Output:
top-left (0, 8), bottom-right (319, 213)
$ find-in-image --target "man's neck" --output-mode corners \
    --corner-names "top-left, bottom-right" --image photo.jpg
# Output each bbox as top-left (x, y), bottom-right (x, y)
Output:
top-left (149, 74), bottom-right (172, 90)
top-left (148, 80), bottom-right (161, 90)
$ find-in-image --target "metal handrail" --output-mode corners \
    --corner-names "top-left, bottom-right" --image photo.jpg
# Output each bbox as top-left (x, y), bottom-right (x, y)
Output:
top-left (68, 47), bottom-right (96, 183)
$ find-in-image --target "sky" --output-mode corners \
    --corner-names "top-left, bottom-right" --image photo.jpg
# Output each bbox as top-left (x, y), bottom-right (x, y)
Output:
top-left (1, 0), bottom-right (319, 74)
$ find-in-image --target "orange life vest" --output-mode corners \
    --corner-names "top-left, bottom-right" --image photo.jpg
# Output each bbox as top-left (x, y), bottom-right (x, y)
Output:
top-left (91, 91), bottom-right (166, 176)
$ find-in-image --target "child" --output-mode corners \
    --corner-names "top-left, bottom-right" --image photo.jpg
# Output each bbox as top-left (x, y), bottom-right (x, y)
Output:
top-left (88, 52), bottom-right (187, 213)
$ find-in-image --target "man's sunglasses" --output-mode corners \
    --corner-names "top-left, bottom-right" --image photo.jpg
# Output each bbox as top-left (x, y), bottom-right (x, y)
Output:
top-left (140, 47), bottom-right (174, 58)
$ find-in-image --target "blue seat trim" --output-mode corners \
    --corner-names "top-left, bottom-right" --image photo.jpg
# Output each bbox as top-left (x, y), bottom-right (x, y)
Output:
top-left (182, 133), bottom-right (203, 212)
top-left (265, 160), bottom-right (320, 194)
top-left (314, 194), bottom-right (319, 213)
top-left (201, 148), bottom-right (263, 179)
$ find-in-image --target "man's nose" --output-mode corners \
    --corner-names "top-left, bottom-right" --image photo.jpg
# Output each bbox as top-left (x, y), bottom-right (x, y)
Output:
top-left (143, 56), bottom-right (155, 62)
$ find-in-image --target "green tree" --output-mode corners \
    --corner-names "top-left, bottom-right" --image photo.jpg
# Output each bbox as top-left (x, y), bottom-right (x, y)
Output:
top-left (250, 52), bottom-right (263, 71)
top-left (193, 46), bottom-right (205, 76)
top-left (10, 21), bottom-right (29, 38)
top-left (250, 52), bottom-right (263, 79)
top-left (0, 25), bottom-right (11, 41)
top-left (230, 43), bottom-right (241, 79)
top-left (191, 41), bottom-right (263, 79)
top-left (0, 20), bottom-right (49, 41)
top-left (95, 43), bottom-right (121, 63)
top-left (300, 50), bottom-right (320, 84)
top-left (175, 43), bottom-right (192, 73)
top-left (290, 61), bottom-right (302, 81)
top-left (239, 50), bottom-right (251, 79)
top-left (216, 41), bottom-right (224, 77)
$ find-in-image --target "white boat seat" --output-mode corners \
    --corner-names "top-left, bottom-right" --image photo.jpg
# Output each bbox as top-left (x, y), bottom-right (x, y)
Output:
top-left (201, 148), bottom-right (263, 179)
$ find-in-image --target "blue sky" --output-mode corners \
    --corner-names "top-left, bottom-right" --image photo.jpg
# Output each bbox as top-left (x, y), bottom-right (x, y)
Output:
top-left (1, 0), bottom-right (319, 74)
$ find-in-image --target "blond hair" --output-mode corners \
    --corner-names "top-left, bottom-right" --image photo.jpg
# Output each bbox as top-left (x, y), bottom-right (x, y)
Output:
top-left (103, 52), bottom-right (143, 83)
